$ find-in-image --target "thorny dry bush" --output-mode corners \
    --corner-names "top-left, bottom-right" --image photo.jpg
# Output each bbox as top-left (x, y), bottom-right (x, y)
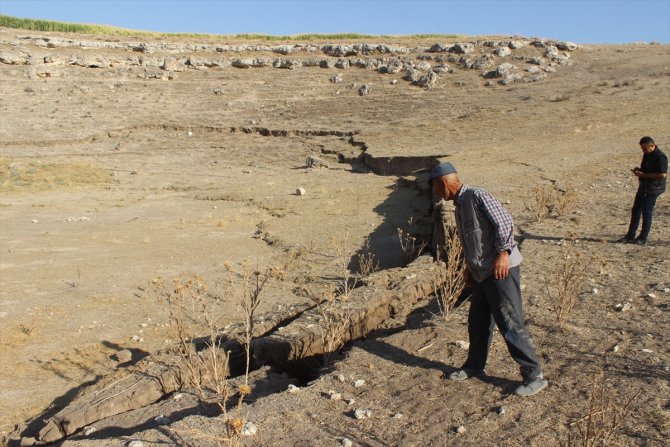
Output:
top-left (151, 274), bottom-right (244, 444)
top-left (150, 259), bottom-right (290, 446)
top-left (527, 182), bottom-right (578, 222)
top-left (310, 234), bottom-right (378, 366)
top-left (544, 237), bottom-right (600, 326)
top-left (562, 369), bottom-right (640, 447)
top-left (398, 217), bottom-right (428, 264)
top-left (434, 227), bottom-right (466, 320)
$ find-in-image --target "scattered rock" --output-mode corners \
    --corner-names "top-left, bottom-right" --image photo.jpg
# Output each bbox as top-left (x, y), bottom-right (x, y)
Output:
top-left (592, 288), bottom-right (598, 294)
top-left (31, 219), bottom-right (39, 224)
top-left (154, 415), bottom-right (170, 425)
top-left (242, 421), bottom-right (258, 436)
top-left (341, 438), bottom-right (354, 447)
top-left (450, 43), bottom-right (474, 54)
top-left (642, 348), bottom-right (653, 353)
top-left (358, 84), bottom-right (371, 96)
top-left (287, 384), bottom-right (300, 393)
top-left (306, 156), bottom-right (328, 169)
top-left (213, 87), bottom-right (224, 95)
top-left (330, 73), bottom-right (343, 84)
top-left (496, 406), bottom-right (505, 415)
top-left (114, 349), bottom-right (132, 364)
top-left (393, 412), bottom-right (404, 419)
top-left (454, 340), bottom-right (469, 349)
top-left (125, 441), bottom-right (144, 447)
top-left (615, 302), bottom-right (631, 312)
top-left (455, 425), bottom-right (467, 434)
top-left (390, 79), bottom-right (398, 85)
top-left (329, 391), bottom-right (342, 401)
top-left (494, 47), bottom-right (511, 57)
top-left (354, 379), bottom-right (366, 387)
top-left (354, 408), bottom-right (372, 419)
top-left (173, 393), bottom-right (184, 401)
top-left (296, 187), bottom-right (306, 196)
top-left (337, 374), bottom-right (346, 382)
top-left (611, 344), bottom-right (619, 353)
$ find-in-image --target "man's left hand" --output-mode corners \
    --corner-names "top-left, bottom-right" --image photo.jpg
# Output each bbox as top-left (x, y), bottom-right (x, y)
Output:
top-left (494, 251), bottom-right (510, 280)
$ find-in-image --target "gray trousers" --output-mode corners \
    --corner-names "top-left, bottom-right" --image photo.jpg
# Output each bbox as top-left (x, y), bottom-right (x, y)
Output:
top-left (463, 266), bottom-right (543, 380)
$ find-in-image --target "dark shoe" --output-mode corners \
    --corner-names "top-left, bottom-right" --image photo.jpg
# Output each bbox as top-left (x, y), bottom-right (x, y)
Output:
top-left (616, 236), bottom-right (635, 244)
top-left (634, 238), bottom-right (647, 245)
top-left (448, 368), bottom-right (485, 381)
top-left (515, 376), bottom-right (548, 396)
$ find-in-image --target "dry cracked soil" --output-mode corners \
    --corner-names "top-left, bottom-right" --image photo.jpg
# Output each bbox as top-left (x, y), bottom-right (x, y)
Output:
top-left (0, 28), bottom-right (669, 446)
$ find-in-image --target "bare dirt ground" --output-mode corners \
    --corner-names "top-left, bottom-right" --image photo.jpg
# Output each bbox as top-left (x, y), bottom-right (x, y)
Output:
top-left (0, 28), bottom-right (669, 446)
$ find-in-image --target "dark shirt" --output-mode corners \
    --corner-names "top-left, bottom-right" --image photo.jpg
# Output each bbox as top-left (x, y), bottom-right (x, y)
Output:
top-left (639, 147), bottom-right (667, 195)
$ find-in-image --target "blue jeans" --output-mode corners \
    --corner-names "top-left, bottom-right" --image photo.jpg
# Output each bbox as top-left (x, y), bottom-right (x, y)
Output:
top-left (627, 187), bottom-right (658, 241)
top-left (463, 266), bottom-right (543, 380)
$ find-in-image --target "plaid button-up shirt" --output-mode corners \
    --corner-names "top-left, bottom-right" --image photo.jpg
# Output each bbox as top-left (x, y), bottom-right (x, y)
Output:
top-left (455, 184), bottom-right (516, 254)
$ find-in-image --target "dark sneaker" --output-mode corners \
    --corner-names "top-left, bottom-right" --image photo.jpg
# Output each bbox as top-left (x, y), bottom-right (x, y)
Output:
top-left (616, 236), bottom-right (635, 244)
top-left (448, 368), bottom-right (485, 381)
top-left (634, 238), bottom-right (647, 245)
top-left (515, 376), bottom-right (548, 396)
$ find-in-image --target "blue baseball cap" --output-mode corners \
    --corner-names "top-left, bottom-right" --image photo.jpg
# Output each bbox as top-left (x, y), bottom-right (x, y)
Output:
top-left (429, 162), bottom-right (458, 181)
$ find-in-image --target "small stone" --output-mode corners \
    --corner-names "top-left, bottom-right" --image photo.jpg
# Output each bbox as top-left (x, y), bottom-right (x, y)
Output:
top-left (126, 441), bottom-right (144, 447)
top-left (347, 398), bottom-right (356, 405)
top-left (31, 219), bottom-right (39, 224)
top-left (187, 131), bottom-right (193, 136)
top-left (341, 438), bottom-right (354, 447)
top-left (140, 322), bottom-right (148, 328)
top-left (455, 425), bottom-right (466, 434)
top-left (393, 412), bottom-right (404, 419)
top-left (337, 374), bottom-right (346, 382)
top-left (611, 344), bottom-right (619, 353)
top-left (287, 384), bottom-right (300, 393)
top-left (390, 79), bottom-right (398, 85)
top-left (114, 349), bottom-right (132, 364)
top-left (496, 406), bottom-right (505, 415)
top-left (358, 84), bottom-right (371, 96)
top-left (642, 348), bottom-right (653, 353)
top-left (173, 393), bottom-right (184, 401)
top-left (354, 379), bottom-right (366, 387)
top-left (592, 288), bottom-right (598, 294)
top-left (354, 408), bottom-right (372, 419)
top-left (647, 293), bottom-right (656, 298)
top-left (242, 421), bottom-right (257, 436)
top-left (155, 415), bottom-right (170, 425)
top-left (296, 187), bottom-right (306, 196)
top-left (83, 426), bottom-right (97, 436)
top-left (663, 287), bottom-right (670, 294)
top-left (454, 340), bottom-right (470, 350)
top-left (330, 392), bottom-right (342, 401)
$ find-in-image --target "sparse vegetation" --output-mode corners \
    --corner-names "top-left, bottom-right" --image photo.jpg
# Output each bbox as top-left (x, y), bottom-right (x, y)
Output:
top-left (0, 158), bottom-right (113, 192)
top-left (562, 370), bottom-right (639, 447)
top-left (0, 14), bottom-right (459, 40)
top-left (151, 273), bottom-right (250, 446)
top-left (398, 218), bottom-right (428, 264)
top-left (544, 238), bottom-right (597, 326)
top-left (434, 227), bottom-right (466, 319)
top-left (527, 182), bottom-right (577, 222)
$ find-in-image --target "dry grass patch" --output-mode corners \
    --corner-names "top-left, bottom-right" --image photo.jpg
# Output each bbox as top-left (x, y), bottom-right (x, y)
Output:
top-left (0, 158), bottom-right (113, 192)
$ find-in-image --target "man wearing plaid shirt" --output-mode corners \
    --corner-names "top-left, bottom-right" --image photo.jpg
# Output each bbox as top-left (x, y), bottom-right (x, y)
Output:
top-left (430, 162), bottom-right (547, 397)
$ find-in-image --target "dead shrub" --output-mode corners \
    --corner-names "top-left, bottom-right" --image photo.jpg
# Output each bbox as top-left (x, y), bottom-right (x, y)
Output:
top-left (562, 369), bottom-right (639, 447)
top-left (527, 182), bottom-right (577, 222)
top-left (434, 227), bottom-right (466, 319)
top-left (151, 267), bottom-right (278, 447)
top-left (544, 239), bottom-right (597, 326)
top-left (398, 217), bottom-right (428, 264)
